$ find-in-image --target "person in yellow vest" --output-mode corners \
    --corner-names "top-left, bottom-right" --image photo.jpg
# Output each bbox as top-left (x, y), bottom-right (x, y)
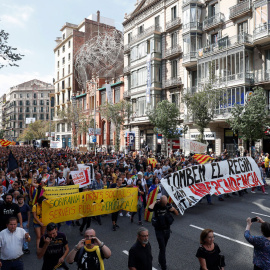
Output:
top-left (66, 228), bottom-right (111, 270)
top-left (265, 153), bottom-right (270, 178)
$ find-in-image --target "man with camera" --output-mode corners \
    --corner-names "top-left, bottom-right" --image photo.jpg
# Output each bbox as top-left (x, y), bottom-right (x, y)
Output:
top-left (37, 222), bottom-right (69, 270)
top-left (148, 195), bottom-right (178, 270)
top-left (66, 228), bottom-right (111, 270)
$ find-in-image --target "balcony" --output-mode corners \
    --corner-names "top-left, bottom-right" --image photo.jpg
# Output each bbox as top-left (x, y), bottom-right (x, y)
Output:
top-left (203, 13), bottom-right (225, 31)
top-left (198, 33), bottom-right (253, 58)
top-left (253, 70), bottom-right (270, 84)
top-left (182, 0), bottom-right (204, 6)
top-left (124, 44), bottom-right (131, 53)
top-left (182, 52), bottom-right (197, 67)
top-left (253, 23), bottom-right (270, 44)
top-left (164, 45), bottom-right (182, 59)
top-left (229, 0), bottom-right (251, 20)
top-left (164, 77), bottom-right (182, 88)
top-left (123, 91), bottom-right (131, 99)
top-left (166, 18), bottom-right (181, 32)
top-left (123, 65), bottom-right (131, 74)
top-left (130, 25), bottom-right (162, 45)
top-left (183, 22), bottom-right (203, 33)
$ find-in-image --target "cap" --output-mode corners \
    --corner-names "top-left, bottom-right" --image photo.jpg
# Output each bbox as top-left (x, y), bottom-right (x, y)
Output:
top-left (137, 172), bottom-right (143, 176)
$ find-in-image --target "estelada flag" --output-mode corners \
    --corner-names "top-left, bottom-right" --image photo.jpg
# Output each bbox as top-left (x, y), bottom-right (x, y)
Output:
top-left (193, 154), bottom-right (214, 164)
top-left (144, 186), bottom-right (159, 222)
top-left (148, 158), bottom-right (157, 170)
top-left (0, 139), bottom-right (12, 147)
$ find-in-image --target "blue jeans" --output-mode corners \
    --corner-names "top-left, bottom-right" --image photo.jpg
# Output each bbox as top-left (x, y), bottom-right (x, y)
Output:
top-left (2, 257), bottom-right (24, 270)
top-left (131, 206), bottom-right (143, 222)
top-left (18, 221), bottom-right (29, 250)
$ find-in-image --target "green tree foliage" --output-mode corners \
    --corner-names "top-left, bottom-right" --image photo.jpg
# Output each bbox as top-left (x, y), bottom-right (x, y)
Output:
top-left (99, 100), bottom-right (131, 152)
top-left (183, 84), bottom-right (223, 143)
top-left (0, 29), bottom-right (24, 69)
top-left (18, 120), bottom-right (54, 142)
top-left (0, 130), bottom-right (4, 139)
top-left (147, 100), bottom-right (181, 139)
top-left (227, 87), bottom-right (270, 151)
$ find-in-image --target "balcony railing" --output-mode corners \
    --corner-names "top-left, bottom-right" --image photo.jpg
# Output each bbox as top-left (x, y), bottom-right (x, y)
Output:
top-left (123, 65), bottom-right (131, 74)
top-left (166, 18), bottom-right (181, 31)
top-left (130, 25), bottom-right (162, 45)
top-left (182, 0), bottom-right (204, 6)
top-left (124, 44), bottom-right (131, 52)
top-left (183, 52), bottom-right (197, 64)
top-left (164, 77), bottom-right (182, 88)
top-left (253, 23), bottom-right (270, 41)
top-left (123, 91), bottom-right (131, 99)
top-left (198, 33), bottom-right (253, 58)
top-left (183, 22), bottom-right (202, 33)
top-left (253, 70), bottom-right (270, 83)
top-left (203, 13), bottom-right (225, 30)
top-left (164, 45), bottom-right (182, 58)
top-left (229, 0), bottom-right (251, 19)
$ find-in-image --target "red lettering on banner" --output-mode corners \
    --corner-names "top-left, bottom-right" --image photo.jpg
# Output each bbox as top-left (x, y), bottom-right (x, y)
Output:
top-left (241, 173), bottom-right (251, 188)
top-left (252, 172), bottom-right (261, 187)
top-left (189, 183), bottom-right (209, 197)
top-left (209, 180), bottom-right (222, 195)
top-left (223, 179), bottom-right (234, 193)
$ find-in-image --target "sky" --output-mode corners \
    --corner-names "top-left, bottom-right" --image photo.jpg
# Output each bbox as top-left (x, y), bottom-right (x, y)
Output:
top-left (0, 0), bottom-right (136, 96)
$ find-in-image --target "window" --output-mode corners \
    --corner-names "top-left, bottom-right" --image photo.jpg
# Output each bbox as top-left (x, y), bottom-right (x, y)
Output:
top-left (34, 107), bottom-right (36, 112)
top-left (57, 61), bottom-right (59, 68)
top-left (62, 45), bottom-right (65, 52)
top-left (68, 65), bottom-right (70, 74)
top-left (27, 93), bottom-right (29, 98)
top-left (109, 122), bottom-right (113, 145)
top-left (68, 77), bottom-right (71, 87)
top-left (171, 6), bottom-right (177, 20)
top-left (62, 93), bottom-right (65, 103)
top-left (102, 122), bottom-right (106, 144)
top-left (46, 100), bottom-right (49, 106)
top-left (100, 91), bottom-right (106, 105)
top-left (137, 68), bottom-right (147, 86)
top-left (33, 114), bottom-right (37, 120)
top-left (155, 16), bottom-right (160, 29)
top-left (19, 114), bottom-right (23, 120)
top-left (41, 107), bottom-right (43, 112)
top-left (67, 123), bottom-right (71, 131)
top-left (46, 114), bottom-right (49, 120)
top-left (14, 94), bottom-right (16, 98)
top-left (171, 59), bottom-right (178, 78)
top-left (114, 86), bottom-right (120, 103)
top-left (26, 107), bottom-right (30, 113)
top-left (20, 94), bottom-right (23, 98)
top-left (128, 33), bottom-right (132, 43)
top-left (171, 32), bottom-right (178, 48)
top-left (40, 114), bottom-right (44, 120)
top-left (68, 40), bottom-right (71, 48)
top-left (20, 107), bottom-right (22, 113)
top-left (63, 33), bottom-right (65, 40)
top-left (58, 50), bottom-right (60, 56)
top-left (62, 68), bottom-right (65, 77)
top-left (26, 114), bottom-right (30, 118)
top-left (57, 123), bottom-right (60, 132)
top-left (40, 100), bottom-right (44, 105)
top-left (19, 101), bottom-right (23, 106)
top-left (19, 122), bottom-right (22, 128)
top-left (209, 3), bottom-right (217, 17)
top-left (26, 100), bottom-right (30, 105)
top-left (33, 100), bottom-right (37, 105)
top-left (238, 21), bottom-right (248, 34)
top-left (211, 33), bottom-right (218, 44)
top-left (57, 72), bottom-right (59, 80)
top-left (62, 81), bottom-right (65, 90)
top-left (62, 123), bottom-right (65, 132)
top-left (57, 83), bottom-right (59, 92)
top-left (138, 42), bottom-right (146, 58)
top-left (138, 25), bottom-right (144, 34)
top-left (172, 93), bottom-right (179, 106)
top-left (34, 93), bottom-right (37, 98)
top-left (62, 57), bottom-right (65, 65)
top-left (68, 53), bottom-right (71, 61)
top-left (266, 50), bottom-right (270, 71)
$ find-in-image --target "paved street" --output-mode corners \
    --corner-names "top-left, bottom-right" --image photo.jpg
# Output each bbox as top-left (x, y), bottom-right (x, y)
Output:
top-left (23, 186), bottom-right (270, 270)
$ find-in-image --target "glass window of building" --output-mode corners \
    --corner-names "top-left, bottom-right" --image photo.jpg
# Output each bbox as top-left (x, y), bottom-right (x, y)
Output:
top-left (171, 6), bottom-right (177, 20)
top-left (114, 86), bottom-right (120, 103)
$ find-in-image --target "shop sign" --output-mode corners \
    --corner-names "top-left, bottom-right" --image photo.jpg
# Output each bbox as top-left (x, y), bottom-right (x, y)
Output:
top-left (190, 132), bottom-right (216, 140)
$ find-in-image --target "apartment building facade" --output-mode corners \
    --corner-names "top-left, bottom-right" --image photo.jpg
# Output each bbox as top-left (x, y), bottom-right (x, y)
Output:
top-left (53, 12), bottom-right (117, 148)
top-left (124, 0), bottom-right (270, 155)
top-left (3, 79), bottom-right (54, 140)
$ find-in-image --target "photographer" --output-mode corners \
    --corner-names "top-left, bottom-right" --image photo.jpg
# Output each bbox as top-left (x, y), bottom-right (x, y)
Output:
top-left (66, 228), bottom-right (111, 270)
top-left (37, 222), bottom-right (69, 270)
top-left (244, 217), bottom-right (270, 270)
top-left (148, 195), bottom-right (178, 270)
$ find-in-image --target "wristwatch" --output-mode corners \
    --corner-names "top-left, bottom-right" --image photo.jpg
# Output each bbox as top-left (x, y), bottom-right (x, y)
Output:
top-left (99, 242), bottom-right (104, 248)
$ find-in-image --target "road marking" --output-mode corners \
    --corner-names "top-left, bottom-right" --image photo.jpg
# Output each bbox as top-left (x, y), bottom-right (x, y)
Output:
top-left (190, 225), bottom-right (253, 248)
top-left (123, 250), bottom-right (158, 270)
top-left (251, 212), bottom-right (270, 218)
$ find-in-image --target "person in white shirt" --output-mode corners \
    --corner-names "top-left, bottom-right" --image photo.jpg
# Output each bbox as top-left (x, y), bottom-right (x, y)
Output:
top-left (55, 171), bottom-right (66, 186)
top-left (63, 163), bottom-right (70, 179)
top-left (154, 164), bottom-right (163, 180)
top-left (162, 160), bottom-right (170, 175)
top-left (0, 217), bottom-right (31, 270)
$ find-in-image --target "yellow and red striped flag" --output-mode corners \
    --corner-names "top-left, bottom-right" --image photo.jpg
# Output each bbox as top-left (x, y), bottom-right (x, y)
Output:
top-left (193, 154), bottom-right (214, 164)
top-left (144, 186), bottom-right (159, 222)
top-left (0, 140), bottom-right (12, 147)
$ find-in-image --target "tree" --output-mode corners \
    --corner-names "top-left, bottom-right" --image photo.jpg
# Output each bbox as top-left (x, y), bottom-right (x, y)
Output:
top-left (182, 74), bottom-right (223, 143)
top-left (17, 120), bottom-right (54, 142)
top-left (0, 130), bottom-right (4, 139)
top-left (56, 106), bottom-right (93, 148)
top-left (227, 87), bottom-right (270, 154)
top-left (99, 100), bottom-right (131, 152)
top-left (147, 100), bottom-right (181, 139)
top-left (0, 29), bottom-right (24, 69)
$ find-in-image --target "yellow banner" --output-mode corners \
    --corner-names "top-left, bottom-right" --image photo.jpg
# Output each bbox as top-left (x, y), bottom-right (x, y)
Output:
top-left (42, 188), bottom-right (138, 225)
top-left (43, 185), bottom-right (80, 199)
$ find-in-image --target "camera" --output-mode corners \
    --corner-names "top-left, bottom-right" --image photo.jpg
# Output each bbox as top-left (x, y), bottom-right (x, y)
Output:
top-left (251, 217), bottom-right (258, 223)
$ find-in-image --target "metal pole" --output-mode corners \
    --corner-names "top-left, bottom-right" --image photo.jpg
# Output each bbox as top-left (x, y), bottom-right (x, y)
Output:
top-left (93, 82), bottom-right (97, 156)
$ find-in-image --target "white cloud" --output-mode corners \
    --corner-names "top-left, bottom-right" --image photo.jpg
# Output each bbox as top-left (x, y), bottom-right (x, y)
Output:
top-left (0, 72), bottom-right (54, 96)
top-left (0, 5), bottom-right (34, 27)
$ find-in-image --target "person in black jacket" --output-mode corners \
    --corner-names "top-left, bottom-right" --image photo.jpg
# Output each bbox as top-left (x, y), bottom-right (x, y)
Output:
top-left (128, 227), bottom-right (152, 270)
top-left (148, 195), bottom-right (178, 270)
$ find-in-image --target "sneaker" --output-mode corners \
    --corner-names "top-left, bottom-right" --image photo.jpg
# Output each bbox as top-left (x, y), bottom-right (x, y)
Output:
top-left (23, 249), bottom-right (30, 254)
top-left (126, 212), bottom-right (131, 217)
top-left (119, 212), bottom-right (123, 217)
top-left (112, 225), bottom-right (116, 231)
top-left (138, 221), bottom-right (143, 226)
top-left (251, 191), bottom-right (256, 194)
top-left (115, 224), bottom-right (120, 228)
top-left (218, 198), bottom-right (224, 201)
top-left (264, 192), bottom-right (268, 195)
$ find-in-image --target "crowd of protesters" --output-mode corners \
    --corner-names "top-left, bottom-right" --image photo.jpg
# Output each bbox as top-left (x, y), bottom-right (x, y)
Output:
top-left (0, 146), bottom-right (269, 269)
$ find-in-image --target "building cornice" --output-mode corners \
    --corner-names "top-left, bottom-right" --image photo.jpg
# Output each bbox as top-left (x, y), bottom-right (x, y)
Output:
top-left (54, 34), bottom-right (73, 52)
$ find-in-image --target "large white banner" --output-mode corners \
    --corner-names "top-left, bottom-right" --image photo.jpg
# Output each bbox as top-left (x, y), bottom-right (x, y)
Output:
top-left (161, 157), bottom-right (263, 215)
top-left (180, 138), bottom-right (207, 153)
top-left (69, 170), bottom-right (90, 188)
top-left (77, 164), bottom-right (94, 182)
top-left (50, 141), bottom-right (62, 149)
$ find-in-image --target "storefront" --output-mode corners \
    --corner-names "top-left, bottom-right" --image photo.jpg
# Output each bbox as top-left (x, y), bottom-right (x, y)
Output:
top-left (224, 128), bottom-right (238, 156)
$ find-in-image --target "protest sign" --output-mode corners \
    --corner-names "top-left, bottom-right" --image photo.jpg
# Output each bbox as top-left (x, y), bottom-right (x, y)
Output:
top-left (77, 164), bottom-right (94, 181)
top-left (43, 185), bottom-right (80, 199)
top-left (42, 188), bottom-right (138, 225)
top-left (180, 138), bottom-right (207, 153)
top-left (69, 170), bottom-right (90, 188)
top-left (103, 159), bottom-right (117, 164)
top-left (161, 157), bottom-right (263, 215)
